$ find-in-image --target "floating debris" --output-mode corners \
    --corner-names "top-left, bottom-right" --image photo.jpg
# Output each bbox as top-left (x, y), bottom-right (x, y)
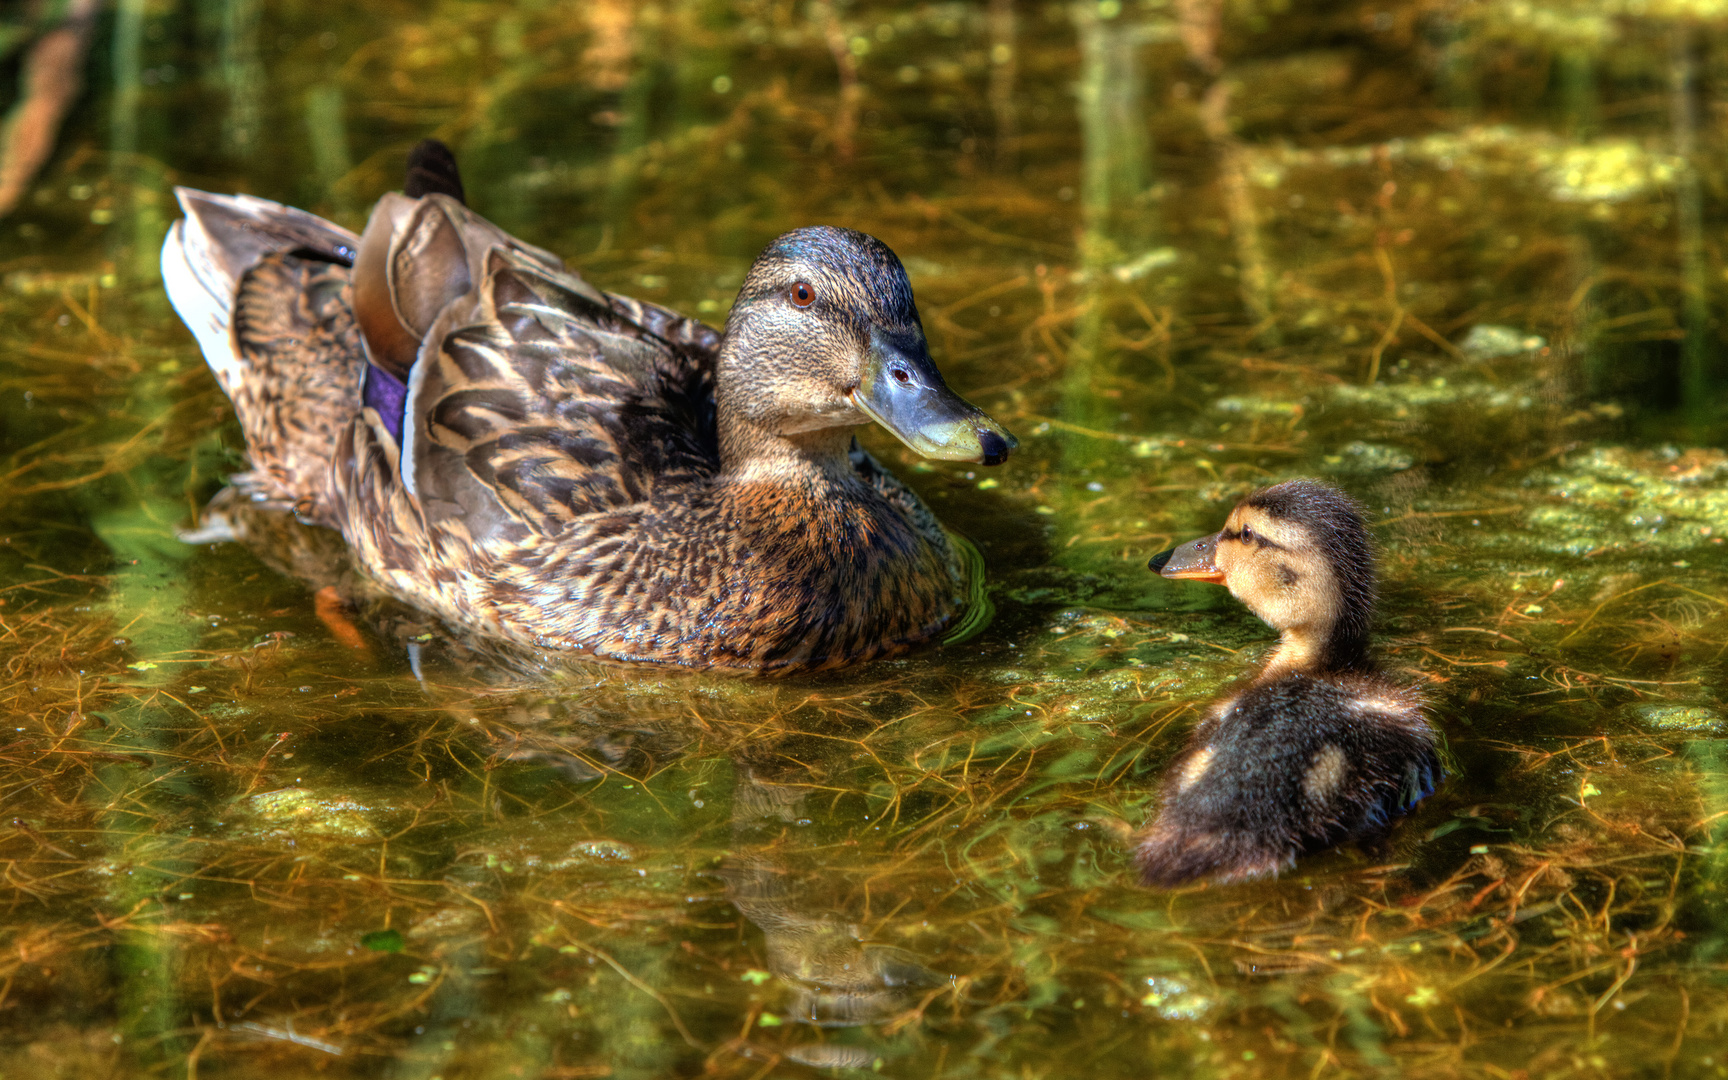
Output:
top-left (1458, 324), bottom-right (1546, 360)
top-left (1112, 247), bottom-right (1180, 282)
top-left (1629, 705), bottom-right (1723, 734)
top-left (1322, 440), bottom-right (1416, 475)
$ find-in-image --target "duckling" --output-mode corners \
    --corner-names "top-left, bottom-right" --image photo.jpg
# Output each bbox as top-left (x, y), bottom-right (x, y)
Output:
top-left (161, 141), bottom-right (1016, 674)
top-left (1136, 479), bottom-right (1440, 886)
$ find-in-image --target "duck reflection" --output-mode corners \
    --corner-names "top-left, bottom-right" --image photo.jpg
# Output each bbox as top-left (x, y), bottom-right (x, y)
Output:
top-left (488, 723), bottom-right (949, 1067)
top-left (722, 771), bottom-right (947, 1029)
top-left (183, 493), bottom-right (577, 679)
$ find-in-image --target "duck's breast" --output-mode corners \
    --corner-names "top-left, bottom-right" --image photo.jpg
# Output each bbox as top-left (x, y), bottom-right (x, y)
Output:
top-left (474, 468), bottom-right (960, 672)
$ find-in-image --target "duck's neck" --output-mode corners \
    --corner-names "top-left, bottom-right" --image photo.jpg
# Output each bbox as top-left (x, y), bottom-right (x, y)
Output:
top-left (1255, 618), bottom-right (1373, 684)
top-left (718, 414), bottom-right (860, 487)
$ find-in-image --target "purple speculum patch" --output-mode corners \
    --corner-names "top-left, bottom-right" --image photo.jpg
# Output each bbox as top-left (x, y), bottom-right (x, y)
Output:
top-left (363, 365), bottom-right (409, 443)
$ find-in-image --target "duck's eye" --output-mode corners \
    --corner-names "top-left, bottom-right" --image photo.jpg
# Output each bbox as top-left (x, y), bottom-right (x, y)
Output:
top-left (790, 282), bottom-right (816, 308)
top-left (1238, 525), bottom-right (1255, 545)
top-left (891, 367), bottom-right (911, 384)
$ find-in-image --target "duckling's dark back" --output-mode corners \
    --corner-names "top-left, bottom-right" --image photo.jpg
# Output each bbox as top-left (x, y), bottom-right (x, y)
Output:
top-left (1136, 672), bottom-right (1439, 887)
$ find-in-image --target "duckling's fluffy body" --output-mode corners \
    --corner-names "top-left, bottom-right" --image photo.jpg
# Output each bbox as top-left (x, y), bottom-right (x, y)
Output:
top-left (1139, 673), bottom-right (1437, 885)
top-left (1137, 480), bottom-right (1441, 887)
top-left (162, 145), bottom-right (1014, 674)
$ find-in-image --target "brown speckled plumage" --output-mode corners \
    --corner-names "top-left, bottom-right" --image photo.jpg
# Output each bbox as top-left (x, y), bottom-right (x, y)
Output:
top-left (227, 253), bottom-right (365, 519)
top-left (161, 147), bottom-right (1013, 674)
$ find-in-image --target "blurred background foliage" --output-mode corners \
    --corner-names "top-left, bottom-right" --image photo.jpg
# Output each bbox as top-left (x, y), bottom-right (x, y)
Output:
top-left (1, 0), bottom-right (1724, 425)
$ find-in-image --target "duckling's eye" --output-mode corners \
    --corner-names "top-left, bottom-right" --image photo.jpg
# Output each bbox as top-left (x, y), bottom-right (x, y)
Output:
top-left (891, 367), bottom-right (911, 384)
top-left (1238, 525), bottom-right (1256, 545)
top-left (790, 282), bottom-right (816, 308)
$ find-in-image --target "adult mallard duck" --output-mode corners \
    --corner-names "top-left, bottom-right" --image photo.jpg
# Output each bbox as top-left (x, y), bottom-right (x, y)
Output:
top-left (162, 141), bottom-right (1016, 674)
top-left (1136, 480), bottom-right (1441, 886)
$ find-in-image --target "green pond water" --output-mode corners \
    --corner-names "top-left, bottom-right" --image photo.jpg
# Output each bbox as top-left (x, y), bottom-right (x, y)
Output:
top-left (3, 1), bottom-right (1728, 1076)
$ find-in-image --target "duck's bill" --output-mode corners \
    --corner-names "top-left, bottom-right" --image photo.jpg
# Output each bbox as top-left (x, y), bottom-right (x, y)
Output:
top-left (1150, 532), bottom-right (1225, 583)
top-left (851, 329), bottom-right (1017, 466)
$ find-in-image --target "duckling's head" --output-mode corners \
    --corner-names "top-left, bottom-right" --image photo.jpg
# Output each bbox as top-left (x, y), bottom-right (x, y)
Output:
top-left (717, 227), bottom-right (1016, 467)
top-left (1150, 479), bottom-right (1375, 675)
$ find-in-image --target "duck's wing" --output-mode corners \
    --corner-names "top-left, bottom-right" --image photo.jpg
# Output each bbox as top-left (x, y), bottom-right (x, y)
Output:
top-left (359, 197), bottom-right (720, 539)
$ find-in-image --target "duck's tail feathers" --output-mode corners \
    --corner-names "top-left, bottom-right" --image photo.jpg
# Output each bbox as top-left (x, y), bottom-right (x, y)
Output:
top-left (163, 189), bottom-right (366, 519)
top-left (404, 139), bottom-right (466, 204)
top-left (1134, 824), bottom-right (1295, 888)
top-left (161, 188), bottom-right (360, 398)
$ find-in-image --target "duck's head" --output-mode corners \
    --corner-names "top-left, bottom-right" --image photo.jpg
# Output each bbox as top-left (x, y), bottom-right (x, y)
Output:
top-left (717, 227), bottom-right (1016, 466)
top-left (1149, 479), bottom-right (1376, 675)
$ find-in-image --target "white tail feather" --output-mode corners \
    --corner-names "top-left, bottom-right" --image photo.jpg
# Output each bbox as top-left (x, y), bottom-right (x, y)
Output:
top-left (161, 216), bottom-right (243, 394)
top-left (160, 187), bottom-right (360, 398)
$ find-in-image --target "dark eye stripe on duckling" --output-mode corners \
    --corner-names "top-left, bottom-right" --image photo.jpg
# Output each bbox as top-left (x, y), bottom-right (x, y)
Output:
top-left (1221, 526), bottom-right (1286, 551)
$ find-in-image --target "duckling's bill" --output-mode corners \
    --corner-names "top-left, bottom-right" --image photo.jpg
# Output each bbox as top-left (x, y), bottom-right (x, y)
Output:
top-left (1150, 532), bottom-right (1225, 584)
top-left (848, 327), bottom-right (1017, 466)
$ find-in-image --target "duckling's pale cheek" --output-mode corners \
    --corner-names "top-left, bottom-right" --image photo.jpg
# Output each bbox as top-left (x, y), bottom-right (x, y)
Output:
top-left (1302, 744), bottom-right (1348, 800)
top-left (1223, 571), bottom-right (1255, 610)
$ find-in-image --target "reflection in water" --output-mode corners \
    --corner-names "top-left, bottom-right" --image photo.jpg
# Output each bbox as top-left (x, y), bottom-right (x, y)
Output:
top-left (725, 774), bottom-right (944, 1035)
top-left (466, 719), bottom-right (944, 1073)
top-left (1199, 80), bottom-right (1276, 344)
top-left (88, 403), bottom-right (200, 1071)
top-left (108, 0), bottom-right (154, 279)
top-left (216, 0), bottom-right (265, 162)
top-left (1063, 1), bottom-right (1157, 454)
top-left (303, 82), bottom-right (352, 218)
top-left (1669, 24), bottom-right (1710, 424)
top-left (986, 0), bottom-right (1018, 170)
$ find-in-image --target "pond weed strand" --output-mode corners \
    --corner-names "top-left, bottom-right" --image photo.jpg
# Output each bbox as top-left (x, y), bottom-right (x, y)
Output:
top-left (1, 0), bottom-right (1727, 1075)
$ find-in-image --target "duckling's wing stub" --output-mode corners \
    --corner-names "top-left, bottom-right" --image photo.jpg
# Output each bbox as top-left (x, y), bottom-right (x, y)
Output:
top-left (403, 250), bottom-right (720, 538)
